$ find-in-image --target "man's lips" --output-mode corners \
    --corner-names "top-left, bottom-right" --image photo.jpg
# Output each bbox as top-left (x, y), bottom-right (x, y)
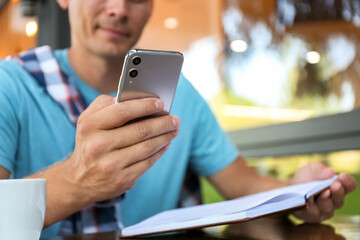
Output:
top-left (98, 26), bottom-right (131, 38)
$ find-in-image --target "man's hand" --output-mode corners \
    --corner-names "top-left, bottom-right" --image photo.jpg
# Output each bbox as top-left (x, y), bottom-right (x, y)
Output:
top-left (68, 95), bottom-right (181, 203)
top-left (33, 95), bottom-right (180, 227)
top-left (290, 162), bottom-right (357, 223)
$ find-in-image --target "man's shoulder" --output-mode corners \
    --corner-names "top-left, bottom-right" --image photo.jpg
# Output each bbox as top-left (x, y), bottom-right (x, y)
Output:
top-left (174, 74), bottom-right (209, 110)
top-left (0, 57), bottom-right (23, 73)
top-left (0, 46), bottom-right (61, 87)
top-left (176, 74), bottom-right (202, 100)
top-left (0, 45), bottom-right (61, 72)
top-left (0, 56), bottom-right (40, 95)
top-left (171, 74), bottom-right (215, 129)
top-left (0, 59), bottom-right (27, 85)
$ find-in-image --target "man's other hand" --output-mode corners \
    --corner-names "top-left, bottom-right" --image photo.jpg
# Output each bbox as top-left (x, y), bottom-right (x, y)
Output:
top-left (290, 162), bottom-right (357, 222)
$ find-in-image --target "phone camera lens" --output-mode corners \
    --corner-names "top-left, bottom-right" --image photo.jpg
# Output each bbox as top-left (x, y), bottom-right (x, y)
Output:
top-left (132, 57), bottom-right (141, 65)
top-left (129, 69), bottom-right (138, 78)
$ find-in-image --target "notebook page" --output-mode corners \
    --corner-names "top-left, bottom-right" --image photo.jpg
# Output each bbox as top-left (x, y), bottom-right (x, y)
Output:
top-left (123, 177), bottom-right (337, 235)
top-left (246, 193), bottom-right (305, 218)
top-left (126, 190), bottom-right (297, 229)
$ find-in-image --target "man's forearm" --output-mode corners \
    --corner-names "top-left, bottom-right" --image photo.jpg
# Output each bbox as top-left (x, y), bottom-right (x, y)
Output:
top-left (242, 173), bottom-right (287, 196)
top-left (27, 159), bottom-right (92, 228)
top-left (209, 156), bottom-right (287, 200)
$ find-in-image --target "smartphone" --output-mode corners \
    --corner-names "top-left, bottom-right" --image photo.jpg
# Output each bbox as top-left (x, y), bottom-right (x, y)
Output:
top-left (116, 49), bottom-right (184, 117)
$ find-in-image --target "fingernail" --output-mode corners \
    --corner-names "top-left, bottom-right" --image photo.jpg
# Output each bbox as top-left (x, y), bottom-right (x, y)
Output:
top-left (322, 189), bottom-right (331, 198)
top-left (165, 143), bottom-right (171, 150)
top-left (155, 99), bottom-right (164, 110)
top-left (332, 182), bottom-right (341, 192)
top-left (173, 129), bottom-right (179, 136)
top-left (172, 116), bottom-right (180, 127)
top-left (341, 173), bottom-right (349, 182)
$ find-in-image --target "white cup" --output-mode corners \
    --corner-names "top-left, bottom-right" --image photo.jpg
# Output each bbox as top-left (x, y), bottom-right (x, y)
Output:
top-left (0, 179), bottom-right (46, 240)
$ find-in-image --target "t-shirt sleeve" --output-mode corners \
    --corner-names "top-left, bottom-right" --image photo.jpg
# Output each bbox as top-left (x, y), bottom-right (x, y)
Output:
top-left (185, 80), bottom-right (239, 177)
top-left (0, 62), bottom-right (20, 173)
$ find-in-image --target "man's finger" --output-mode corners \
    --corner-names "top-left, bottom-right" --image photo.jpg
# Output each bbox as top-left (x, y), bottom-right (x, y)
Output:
top-left (107, 115), bottom-right (180, 149)
top-left (309, 162), bottom-right (335, 180)
top-left (293, 199), bottom-right (322, 223)
top-left (320, 212), bottom-right (334, 222)
top-left (82, 95), bottom-right (115, 116)
top-left (316, 189), bottom-right (334, 214)
top-left (113, 131), bottom-right (177, 169)
top-left (338, 173), bottom-right (357, 193)
top-left (330, 181), bottom-right (345, 209)
top-left (124, 146), bottom-right (168, 185)
top-left (92, 98), bottom-right (164, 129)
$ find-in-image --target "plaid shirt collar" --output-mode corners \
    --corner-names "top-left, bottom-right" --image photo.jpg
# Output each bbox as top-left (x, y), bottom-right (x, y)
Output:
top-left (7, 45), bottom-right (86, 124)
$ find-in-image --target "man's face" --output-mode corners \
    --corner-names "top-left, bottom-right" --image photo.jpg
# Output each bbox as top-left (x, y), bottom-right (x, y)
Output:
top-left (67, 0), bottom-right (152, 59)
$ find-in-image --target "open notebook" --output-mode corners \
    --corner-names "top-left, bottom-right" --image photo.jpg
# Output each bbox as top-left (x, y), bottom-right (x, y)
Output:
top-left (121, 176), bottom-right (337, 237)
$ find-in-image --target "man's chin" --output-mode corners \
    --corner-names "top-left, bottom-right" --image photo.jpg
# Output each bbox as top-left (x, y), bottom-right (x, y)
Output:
top-left (94, 44), bottom-right (130, 60)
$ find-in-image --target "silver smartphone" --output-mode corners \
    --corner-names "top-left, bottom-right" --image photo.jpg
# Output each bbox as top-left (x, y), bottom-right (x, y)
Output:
top-left (116, 49), bottom-right (184, 117)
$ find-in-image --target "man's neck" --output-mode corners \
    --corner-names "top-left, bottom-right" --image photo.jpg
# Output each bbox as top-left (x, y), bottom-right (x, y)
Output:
top-left (67, 47), bottom-right (124, 94)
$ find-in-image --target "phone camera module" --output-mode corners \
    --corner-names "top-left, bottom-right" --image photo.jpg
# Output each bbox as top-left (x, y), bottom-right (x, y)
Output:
top-left (132, 57), bottom-right (141, 65)
top-left (129, 69), bottom-right (138, 78)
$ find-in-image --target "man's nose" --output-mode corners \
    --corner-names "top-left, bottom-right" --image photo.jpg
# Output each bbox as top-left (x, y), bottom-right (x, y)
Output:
top-left (106, 0), bottom-right (129, 19)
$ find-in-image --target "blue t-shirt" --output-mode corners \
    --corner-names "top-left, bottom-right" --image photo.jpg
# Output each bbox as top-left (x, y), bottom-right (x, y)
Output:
top-left (0, 49), bottom-right (238, 237)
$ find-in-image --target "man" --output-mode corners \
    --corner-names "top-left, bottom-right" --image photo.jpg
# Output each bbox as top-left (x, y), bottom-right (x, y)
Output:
top-left (0, 0), bottom-right (357, 237)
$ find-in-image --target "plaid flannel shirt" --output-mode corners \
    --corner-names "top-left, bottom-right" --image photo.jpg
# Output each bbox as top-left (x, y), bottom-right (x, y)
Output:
top-left (7, 46), bottom-right (202, 235)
